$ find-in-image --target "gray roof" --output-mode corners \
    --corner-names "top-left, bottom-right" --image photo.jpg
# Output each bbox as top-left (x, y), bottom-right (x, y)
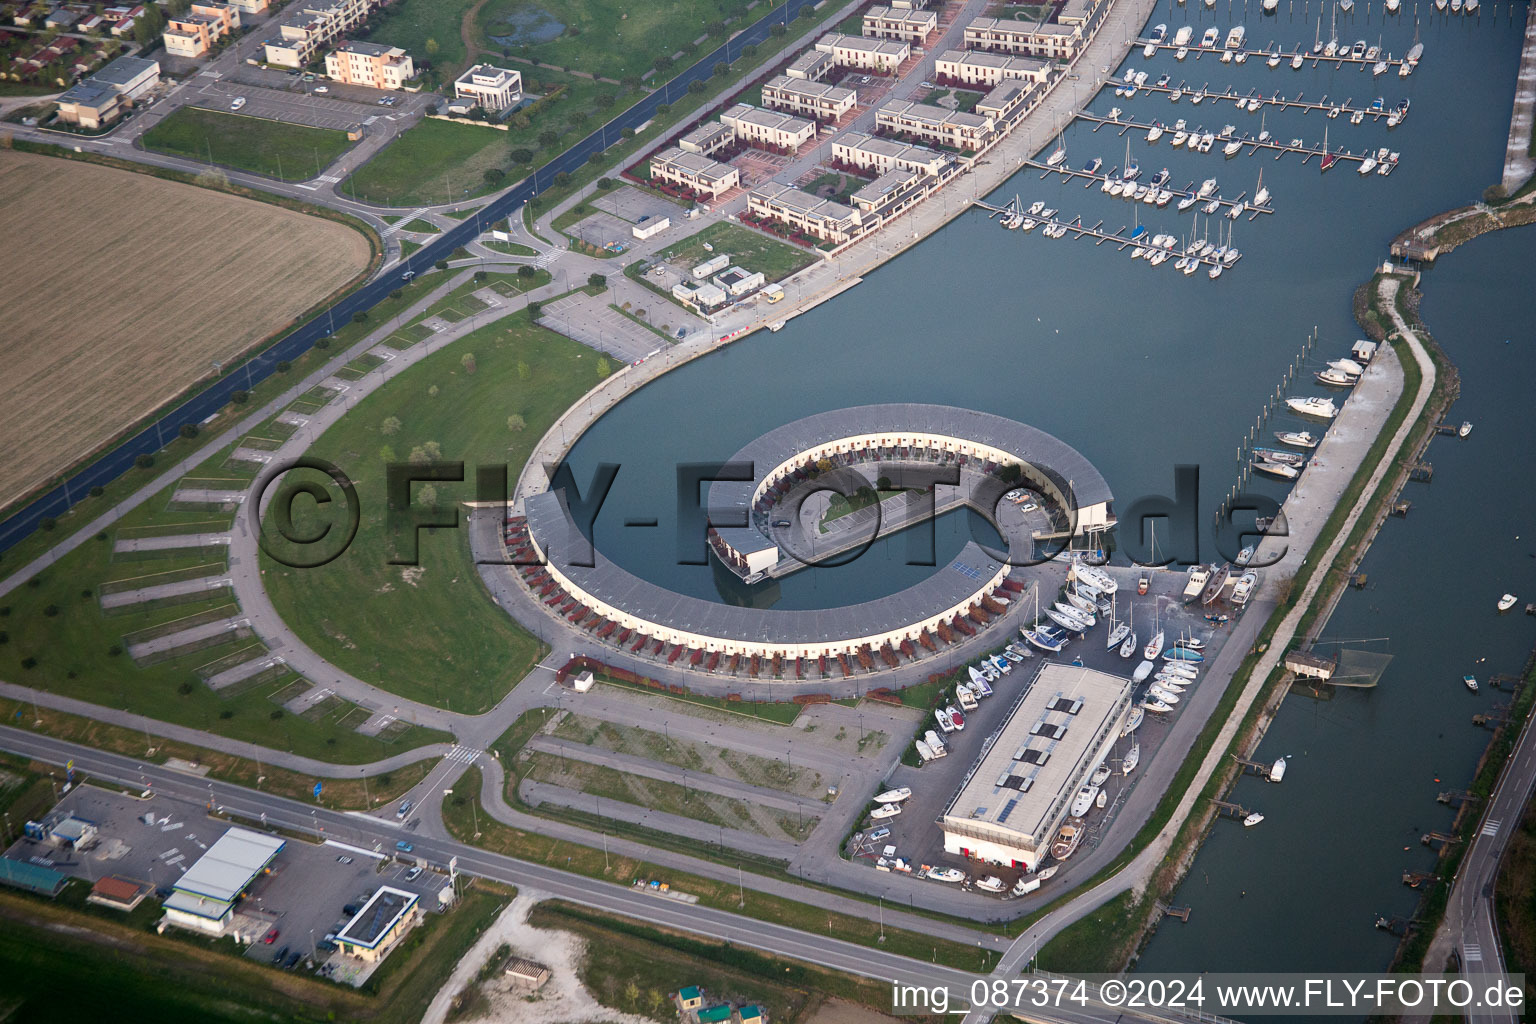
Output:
top-left (91, 54), bottom-right (160, 89)
top-left (526, 489), bottom-right (1005, 646)
top-left (172, 826), bottom-right (284, 903)
top-left (57, 80), bottom-right (118, 107)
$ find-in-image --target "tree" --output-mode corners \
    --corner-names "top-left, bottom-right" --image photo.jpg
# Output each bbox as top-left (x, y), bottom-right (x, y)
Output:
top-left (688, 79), bottom-right (706, 94)
top-left (474, 270), bottom-right (487, 283)
top-left (424, 37), bottom-right (439, 56)
top-left (314, 337), bottom-right (331, 350)
top-left (389, 288), bottom-right (403, 299)
top-left (553, 171), bottom-right (571, 186)
top-left (379, 444), bottom-right (397, 464)
top-left (742, 43), bottom-right (758, 58)
top-left (380, 416), bottom-right (402, 436)
top-left (597, 177), bottom-right (614, 190)
top-left (408, 441), bottom-right (443, 462)
top-left (655, 55), bottom-right (674, 74)
top-left (506, 414), bottom-right (526, 432)
top-left (621, 74), bottom-right (642, 91)
top-left (528, 301), bottom-right (543, 318)
top-left (998, 462), bottom-right (1024, 484)
top-left (509, 147), bottom-right (533, 164)
top-left (460, 352), bottom-right (477, 373)
top-left (587, 273), bottom-right (606, 289)
top-left (134, 454), bottom-right (155, 470)
top-left (656, 103), bottom-right (672, 117)
top-left (231, 389), bottom-right (249, 405)
top-left (587, 151), bottom-right (603, 165)
top-left (713, 61), bottom-right (730, 78)
top-left (435, 259), bottom-right (449, 270)
top-left (417, 483), bottom-right (438, 507)
top-left (179, 423), bottom-right (198, 440)
top-left (483, 167), bottom-right (505, 186)
top-left (537, 129), bottom-right (558, 149)
top-left (134, 3), bottom-right (164, 44)
top-left (623, 982), bottom-right (641, 1009)
top-left (352, 310), bottom-right (368, 322)
top-left (594, 90), bottom-right (616, 108)
top-left (276, 360), bottom-right (291, 373)
top-left (571, 110), bottom-right (589, 127)
top-left (596, 356), bottom-right (612, 379)
top-left (517, 265), bottom-right (535, 280)
top-left (770, 22), bottom-right (787, 36)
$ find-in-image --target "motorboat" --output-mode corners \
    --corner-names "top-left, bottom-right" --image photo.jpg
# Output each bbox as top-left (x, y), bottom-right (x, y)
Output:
top-left (927, 867), bottom-right (966, 883)
top-left (1498, 593), bottom-right (1518, 612)
top-left (1231, 571), bottom-right (1257, 605)
top-left (1330, 357), bottom-right (1364, 377)
top-left (956, 684), bottom-right (979, 711)
top-left (947, 705), bottom-right (965, 730)
top-left (1351, 39), bottom-right (1366, 59)
top-left (1171, 130), bottom-right (1189, 147)
top-left (1176, 45), bottom-right (1189, 60)
top-left (1049, 820), bottom-right (1085, 860)
top-left (1122, 706), bottom-right (1145, 737)
top-left (1220, 49), bottom-right (1233, 64)
top-left (1090, 763), bottom-right (1112, 787)
top-left (1028, 200), bottom-right (1045, 215)
top-left (1154, 670), bottom-right (1193, 689)
top-left (1147, 123), bottom-right (1165, 143)
top-left (1122, 742), bottom-right (1141, 774)
top-left (1291, 51), bottom-right (1305, 69)
top-left (871, 803), bottom-right (902, 820)
top-left (1464, 674), bottom-right (1479, 693)
top-left (1285, 396), bottom-right (1338, 418)
top-left (1144, 39), bottom-right (1158, 58)
top-left (1152, 23), bottom-right (1169, 43)
top-left (1225, 26), bottom-right (1246, 48)
top-left (1254, 447), bottom-right (1305, 467)
top-left (1096, 789), bottom-right (1108, 810)
top-left (989, 654), bottom-right (1012, 675)
top-left (1223, 138), bottom-right (1243, 157)
top-left (1084, 156), bottom-right (1103, 175)
top-left (935, 707), bottom-right (955, 732)
top-left (1141, 698), bottom-right (1173, 713)
top-left (1070, 785), bottom-right (1100, 818)
top-left (1373, 59), bottom-right (1388, 76)
top-left (968, 665), bottom-right (988, 688)
top-left (1148, 685), bottom-right (1181, 705)
top-left (1350, 109), bottom-right (1365, 125)
top-left (1386, 0), bottom-right (1400, 10)
top-left (1005, 643), bottom-right (1031, 660)
top-left (1198, 133), bottom-right (1216, 153)
top-left (1160, 661), bottom-right (1199, 679)
top-left (1275, 430), bottom-right (1320, 448)
top-left (1184, 565), bottom-right (1211, 600)
top-left (972, 676), bottom-right (994, 698)
top-left (1201, 26), bottom-right (1219, 47)
top-left (975, 875), bottom-right (1006, 893)
top-left (925, 730), bottom-right (946, 754)
top-left (1133, 660), bottom-right (1155, 683)
top-left (1253, 457), bottom-right (1300, 480)
top-left (1269, 757), bottom-right (1287, 782)
top-left (1177, 635), bottom-right (1207, 651)
top-left (915, 739), bottom-right (937, 762)
top-left (1138, 571), bottom-right (1150, 595)
top-left (1359, 156), bottom-right (1378, 175)
top-left (1243, 812), bottom-right (1265, 827)
top-left (1317, 368), bottom-right (1356, 387)
top-left (1174, 25), bottom-right (1193, 46)
top-left (1177, 193), bottom-right (1198, 210)
top-left (980, 661), bottom-right (999, 682)
top-left (1170, 87), bottom-right (1183, 102)
top-left (875, 787), bottom-right (912, 804)
top-left (1198, 177), bottom-right (1219, 197)
top-left (1268, 49), bottom-right (1282, 68)
top-left (1460, 420), bottom-right (1473, 438)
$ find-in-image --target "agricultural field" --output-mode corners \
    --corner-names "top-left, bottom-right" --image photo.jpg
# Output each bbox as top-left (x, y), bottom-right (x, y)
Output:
top-left (141, 107), bottom-right (353, 181)
top-left (0, 151), bottom-right (370, 511)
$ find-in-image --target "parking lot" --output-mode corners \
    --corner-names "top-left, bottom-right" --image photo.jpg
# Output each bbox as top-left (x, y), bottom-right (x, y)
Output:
top-left (1, 784), bottom-right (437, 978)
top-left (539, 291), bottom-right (668, 363)
top-left (184, 77), bottom-right (409, 133)
top-left (591, 185), bottom-right (685, 227)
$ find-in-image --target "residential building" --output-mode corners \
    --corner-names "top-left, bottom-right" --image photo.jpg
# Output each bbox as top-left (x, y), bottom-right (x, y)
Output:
top-left (700, 1008), bottom-right (733, 1024)
top-left (784, 48), bottom-right (834, 81)
top-left (325, 40), bottom-right (413, 89)
top-left (227, 0), bottom-right (272, 12)
top-left (975, 80), bottom-right (1040, 121)
top-left (54, 53), bottom-right (160, 128)
top-left (831, 131), bottom-right (952, 178)
top-left (1285, 649), bottom-right (1337, 681)
top-left (336, 886), bottom-right (419, 963)
top-left (875, 98), bottom-right (995, 151)
top-left (44, 8), bottom-right (79, 29)
top-left (934, 49), bottom-right (1051, 88)
top-left (677, 988), bottom-right (705, 1013)
top-left (263, 0), bottom-right (377, 68)
top-left (964, 15), bottom-right (1084, 60)
top-left (677, 120), bottom-right (735, 157)
top-left (163, 2), bottom-right (241, 60)
top-left (939, 665), bottom-right (1133, 872)
top-left (760, 75), bottom-right (855, 122)
top-left (714, 266), bottom-right (765, 297)
top-left (748, 182), bottom-right (866, 244)
top-left (739, 1008), bottom-right (765, 1024)
top-left (453, 63), bottom-right (522, 111)
top-left (812, 32), bottom-right (910, 74)
top-left (88, 876), bottom-right (149, 911)
top-left (650, 147), bottom-right (740, 199)
top-left (862, 5), bottom-right (936, 42)
top-left (1057, 0), bottom-right (1101, 27)
top-left (850, 166), bottom-right (934, 221)
top-left (719, 103), bottom-right (815, 153)
top-left (888, 0), bottom-right (932, 7)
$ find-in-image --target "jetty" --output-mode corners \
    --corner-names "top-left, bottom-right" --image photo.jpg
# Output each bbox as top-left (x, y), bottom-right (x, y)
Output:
top-left (975, 198), bottom-right (1244, 273)
top-left (1110, 80), bottom-right (1412, 123)
top-left (1019, 158), bottom-right (1272, 218)
top-left (1075, 112), bottom-right (1398, 172)
top-left (1135, 39), bottom-right (1414, 75)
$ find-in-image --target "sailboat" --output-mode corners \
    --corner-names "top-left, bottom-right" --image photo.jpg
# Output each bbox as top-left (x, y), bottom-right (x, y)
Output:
top-left (1250, 168), bottom-right (1271, 210)
top-left (1046, 130), bottom-right (1067, 167)
top-left (1312, 9), bottom-right (1324, 54)
top-left (1119, 601), bottom-right (1138, 658)
top-left (1122, 742), bottom-right (1140, 774)
top-left (1023, 584), bottom-right (1068, 653)
top-left (1319, 125), bottom-right (1337, 172)
top-left (1106, 594), bottom-right (1131, 650)
top-left (1143, 601), bottom-right (1164, 660)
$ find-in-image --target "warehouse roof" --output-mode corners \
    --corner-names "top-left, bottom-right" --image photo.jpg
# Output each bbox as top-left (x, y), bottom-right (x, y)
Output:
top-left (171, 826), bottom-right (284, 903)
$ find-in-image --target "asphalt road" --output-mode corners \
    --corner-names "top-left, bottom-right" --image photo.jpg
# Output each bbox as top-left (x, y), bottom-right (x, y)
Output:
top-left (0, 0), bottom-right (820, 554)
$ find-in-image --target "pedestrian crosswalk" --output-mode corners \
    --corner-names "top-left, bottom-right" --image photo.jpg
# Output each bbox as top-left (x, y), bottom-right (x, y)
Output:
top-left (1481, 818), bottom-right (1502, 838)
top-left (534, 248), bottom-right (562, 268)
top-left (444, 745), bottom-right (482, 766)
top-left (1465, 943), bottom-right (1483, 962)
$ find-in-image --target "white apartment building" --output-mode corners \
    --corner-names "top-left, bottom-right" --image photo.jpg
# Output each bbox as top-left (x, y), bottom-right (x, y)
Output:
top-left (876, 98), bottom-right (995, 151)
top-left (748, 182), bottom-right (866, 244)
top-left (719, 103), bottom-right (816, 152)
top-left (453, 63), bottom-right (523, 111)
top-left (649, 147), bottom-right (741, 198)
top-left (934, 49), bottom-right (1051, 88)
top-left (861, 5), bottom-right (937, 42)
top-left (831, 131), bottom-right (952, 178)
top-left (813, 33), bottom-right (910, 73)
top-left (760, 75), bottom-right (856, 122)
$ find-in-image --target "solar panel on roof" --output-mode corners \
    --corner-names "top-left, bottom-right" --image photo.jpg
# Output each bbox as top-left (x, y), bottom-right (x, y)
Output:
top-left (953, 561), bottom-right (984, 581)
top-left (999, 798), bottom-right (1019, 822)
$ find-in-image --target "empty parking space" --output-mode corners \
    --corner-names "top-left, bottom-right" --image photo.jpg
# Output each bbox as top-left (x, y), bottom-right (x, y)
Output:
top-left (185, 79), bottom-right (393, 133)
top-left (591, 185), bottom-right (683, 226)
top-left (538, 292), bottom-right (663, 364)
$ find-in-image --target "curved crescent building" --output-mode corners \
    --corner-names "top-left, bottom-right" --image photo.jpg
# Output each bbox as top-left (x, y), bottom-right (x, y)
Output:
top-left (515, 404), bottom-right (1114, 667)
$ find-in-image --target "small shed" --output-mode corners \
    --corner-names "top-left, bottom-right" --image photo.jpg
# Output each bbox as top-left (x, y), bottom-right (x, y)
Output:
top-left (739, 1006), bottom-right (765, 1024)
top-left (1284, 649), bottom-right (1337, 681)
top-left (692, 254), bottom-right (730, 279)
top-left (1352, 339), bottom-right (1379, 363)
top-left (569, 669), bottom-right (594, 692)
top-left (677, 986), bottom-right (704, 1012)
top-left (699, 1006), bottom-right (733, 1024)
top-left (504, 956), bottom-right (550, 988)
top-left (89, 875), bottom-right (149, 911)
top-left (632, 216), bottom-right (671, 240)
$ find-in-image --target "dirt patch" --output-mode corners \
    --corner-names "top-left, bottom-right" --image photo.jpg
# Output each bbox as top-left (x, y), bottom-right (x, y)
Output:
top-left (0, 150), bottom-right (369, 509)
top-left (804, 999), bottom-right (903, 1024)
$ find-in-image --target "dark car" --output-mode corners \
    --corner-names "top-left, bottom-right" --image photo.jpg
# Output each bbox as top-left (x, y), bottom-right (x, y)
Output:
top-left (317, 940), bottom-right (338, 953)
top-left (271, 945), bottom-right (289, 965)
top-left (284, 951), bottom-right (303, 970)
top-left (342, 903), bottom-right (360, 917)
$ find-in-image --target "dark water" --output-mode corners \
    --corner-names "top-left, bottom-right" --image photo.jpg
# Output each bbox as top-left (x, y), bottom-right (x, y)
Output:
top-left (558, 0), bottom-right (1530, 974)
top-left (489, 4), bottom-right (565, 48)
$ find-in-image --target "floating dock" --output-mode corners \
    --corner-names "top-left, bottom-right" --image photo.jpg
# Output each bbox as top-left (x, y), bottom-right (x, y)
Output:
top-left (1134, 40), bottom-right (1414, 75)
top-left (975, 198), bottom-right (1243, 274)
top-left (1111, 80), bottom-right (1412, 124)
top-left (1074, 112), bottom-right (1398, 172)
top-left (1020, 158), bottom-right (1272, 219)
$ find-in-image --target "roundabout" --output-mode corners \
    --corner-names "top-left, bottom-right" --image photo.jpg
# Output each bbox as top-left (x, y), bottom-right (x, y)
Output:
top-left (509, 404), bottom-right (1117, 672)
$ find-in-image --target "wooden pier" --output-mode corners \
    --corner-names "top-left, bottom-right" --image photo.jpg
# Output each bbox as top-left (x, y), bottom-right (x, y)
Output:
top-left (1134, 40), bottom-right (1413, 75)
top-left (1402, 871), bottom-right (1439, 889)
top-left (1409, 461), bottom-right (1434, 482)
top-left (1155, 901), bottom-right (1193, 922)
top-left (1231, 755), bottom-right (1282, 780)
top-left (1436, 790), bottom-right (1478, 807)
top-left (1212, 799), bottom-right (1253, 819)
top-left (1421, 830), bottom-right (1461, 847)
top-left (1074, 112), bottom-right (1393, 171)
top-left (974, 198), bottom-right (1244, 273)
top-left (1111, 79), bottom-right (1411, 124)
top-left (1018, 157), bottom-right (1272, 218)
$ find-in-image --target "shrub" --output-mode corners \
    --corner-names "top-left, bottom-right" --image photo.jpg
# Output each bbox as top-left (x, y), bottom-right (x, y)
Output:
top-left (177, 681), bottom-right (195, 695)
top-left (688, 79), bottom-right (706, 94)
top-left (509, 147), bottom-right (533, 164)
top-left (352, 310), bottom-right (368, 323)
top-left (269, 709), bottom-right (284, 720)
top-left (435, 259), bottom-right (449, 270)
top-left (178, 423), bottom-right (198, 440)
top-left (107, 644), bottom-right (122, 656)
top-left (42, 605), bottom-right (59, 617)
top-left (389, 288), bottom-right (404, 299)
top-left (39, 517), bottom-right (56, 532)
top-left (713, 61), bottom-right (730, 78)
top-left (134, 454), bottom-right (155, 470)
top-left (276, 360), bottom-right (291, 373)
top-left (314, 337), bottom-right (331, 350)
top-left (229, 390), bottom-right (248, 405)
top-left (771, 22), bottom-right (787, 36)
top-left (587, 151), bottom-right (604, 165)
top-left (554, 171), bottom-right (572, 186)
top-left (20, 657), bottom-right (36, 669)
top-left (89, 485), bottom-right (104, 497)
top-left (517, 265), bottom-right (536, 279)
top-left (656, 103), bottom-right (672, 117)
top-left (483, 167), bottom-right (505, 186)
top-left (588, 273), bottom-right (606, 289)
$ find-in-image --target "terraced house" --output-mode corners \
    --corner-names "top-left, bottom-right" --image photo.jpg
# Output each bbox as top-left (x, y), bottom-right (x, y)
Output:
top-left (649, 147), bottom-right (741, 199)
top-left (719, 104), bottom-right (816, 153)
top-left (849, 167), bottom-right (935, 222)
top-left (748, 183), bottom-right (867, 244)
top-left (813, 33), bottom-right (910, 73)
top-left (761, 75), bottom-right (856, 123)
top-left (831, 131), bottom-right (953, 178)
top-left (325, 40), bottom-right (414, 89)
top-left (934, 49), bottom-right (1052, 88)
top-left (262, 0), bottom-right (381, 68)
top-left (162, 2), bottom-right (240, 60)
top-left (875, 99), bottom-right (995, 152)
top-left (963, 15), bottom-right (1085, 61)
top-left (678, 120), bottom-right (735, 157)
top-left (861, 5), bottom-right (937, 43)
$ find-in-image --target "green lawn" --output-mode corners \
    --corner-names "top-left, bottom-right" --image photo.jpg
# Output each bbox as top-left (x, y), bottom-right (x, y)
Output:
top-left (344, 73), bottom-right (628, 207)
top-left (359, 0), bottom-right (481, 79)
top-left (141, 107), bottom-right (352, 181)
top-left (482, 239), bottom-right (538, 257)
top-left (259, 310), bottom-right (602, 712)
top-left (654, 222), bottom-right (815, 284)
top-left (478, 0), bottom-right (756, 80)
top-left (401, 217), bottom-right (440, 233)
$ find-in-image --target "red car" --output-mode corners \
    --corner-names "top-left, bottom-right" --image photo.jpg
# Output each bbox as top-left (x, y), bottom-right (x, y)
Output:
top-left (264, 928), bottom-right (279, 945)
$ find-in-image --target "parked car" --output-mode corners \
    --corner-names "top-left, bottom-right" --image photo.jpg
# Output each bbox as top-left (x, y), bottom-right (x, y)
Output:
top-left (317, 940), bottom-right (338, 953)
top-left (284, 951), bottom-right (302, 969)
top-left (263, 927), bottom-right (279, 944)
top-left (342, 904), bottom-right (359, 918)
top-left (313, 85), bottom-right (329, 94)
top-left (404, 865), bottom-right (422, 881)
top-left (230, 96), bottom-right (246, 110)
top-left (866, 827), bottom-right (891, 843)
top-left (271, 945), bottom-right (289, 965)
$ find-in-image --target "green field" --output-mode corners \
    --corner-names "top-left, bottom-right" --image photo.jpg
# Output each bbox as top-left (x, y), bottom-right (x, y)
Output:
top-left (654, 222), bottom-right (816, 283)
top-left (259, 309), bottom-right (599, 712)
top-left (361, 0), bottom-right (481, 80)
top-left (141, 107), bottom-right (352, 182)
top-left (345, 72), bottom-right (627, 207)
top-left (478, 0), bottom-right (756, 80)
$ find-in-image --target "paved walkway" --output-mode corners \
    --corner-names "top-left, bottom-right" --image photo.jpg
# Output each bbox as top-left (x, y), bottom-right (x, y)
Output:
top-left (1503, 0), bottom-right (1536, 192)
top-left (113, 532), bottom-right (230, 553)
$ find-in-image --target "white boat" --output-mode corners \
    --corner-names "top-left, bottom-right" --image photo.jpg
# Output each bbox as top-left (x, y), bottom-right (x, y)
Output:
top-left (1231, 571), bottom-right (1256, 605)
top-left (1170, 87), bottom-right (1183, 102)
top-left (1121, 706), bottom-right (1145, 737)
top-left (989, 654), bottom-right (1011, 675)
top-left (1177, 193), bottom-right (1197, 210)
top-left (1253, 457), bottom-right (1299, 480)
top-left (1120, 630), bottom-right (1139, 657)
top-left (1065, 590), bottom-right (1097, 616)
top-left (1223, 139), bottom-right (1243, 157)
top-left (1269, 757), bottom-right (1287, 782)
top-left (1201, 26), bottom-right (1219, 47)
top-left (1096, 789), bottom-right (1108, 810)
top-left (1386, 0), bottom-right (1400, 10)
top-left (956, 684), bottom-right (979, 711)
top-left (1152, 678), bottom-right (1186, 694)
top-left (935, 707), bottom-right (955, 732)
top-left (1144, 629), bottom-right (1165, 660)
top-left (915, 738), bottom-right (937, 762)
top-left (1152, 23), bottom-right (1169, 43)
top-left (1268, 49), bottom-right (1282, 68)
top-left (871, 803), bottom-right (902, 820)
top-left (1141, 698), bottom-right (1173, 713)
top-left (1160, 662), bottom-right (1199, 680)
top-left (1122, 742), bottom-right (1141, 774)
top-left (1090, 763), bottom-right (1112, 787)
top-left (1106, 619), bottom-right (1131, 650)
top-left (1054, 600), bottom-right (1095, 627)
top-left (1359, 156), bottom-right (1378, 175)
top-left (1144, 40), bottom-right (1157, 58)
top-left (1243, 812), bottom-right (1265, 827)
top-left (968, 665), bottom-right (988, 688)
top-left (1330, 357), bottom-right (1364, 377)
top-left (1174, 25), bottom-right (1193, 46)
top-left (1075, 562), bottom-right (1117, 594)
top-left (1147, 685), bottom-right (1181, 705)
top-left (1133, 660), bottom-right (1155, 683)
top-left (1048, 606), bottom-right (1092, 633)
top-left (1176, 45), bottom-right (1189, 61)
top-left (1465, 674), bottom-right (1479, 693)
top-left (1407, 41), bottom-right (1424, 64)
top-left (1285, 396), bottom-right (1338, 418)
top-left (1225, 25), bottom-right (1246, 48)
top-left (1147, 123), bottom-right (1164, 143)
top-left (875, 787), bottom-right (912, 804)
top-left (1028, 200), bottom-right (1045, 215)
top-left (1498, 593), bottom-right (1518, 612)
top-left (1317, 368), bottom-right (1355, 387)
top-left (924, 730), bottom-right (947, 754)
top-left (1263, 0), bottom-right (1278, 10)
top-left (1460, 420), bottom-right (1473, 438)
top-left (1291, 51), bottom-right (1305, 69)
top-left (1198, 178), bottom-right (1219, 197)
top-left (1184, 565), bottom-right (1211, 600)
top-left (1275, 430), bottom-right (1319, 448)
top-left (927, 867), bottom-right (965, 883)
top-left (972, 676), bottom-right (993, 698)
top-left (1070, 785), bottom-right (1100, 817)
top-left (947, 705), bottom-right (965, 730)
